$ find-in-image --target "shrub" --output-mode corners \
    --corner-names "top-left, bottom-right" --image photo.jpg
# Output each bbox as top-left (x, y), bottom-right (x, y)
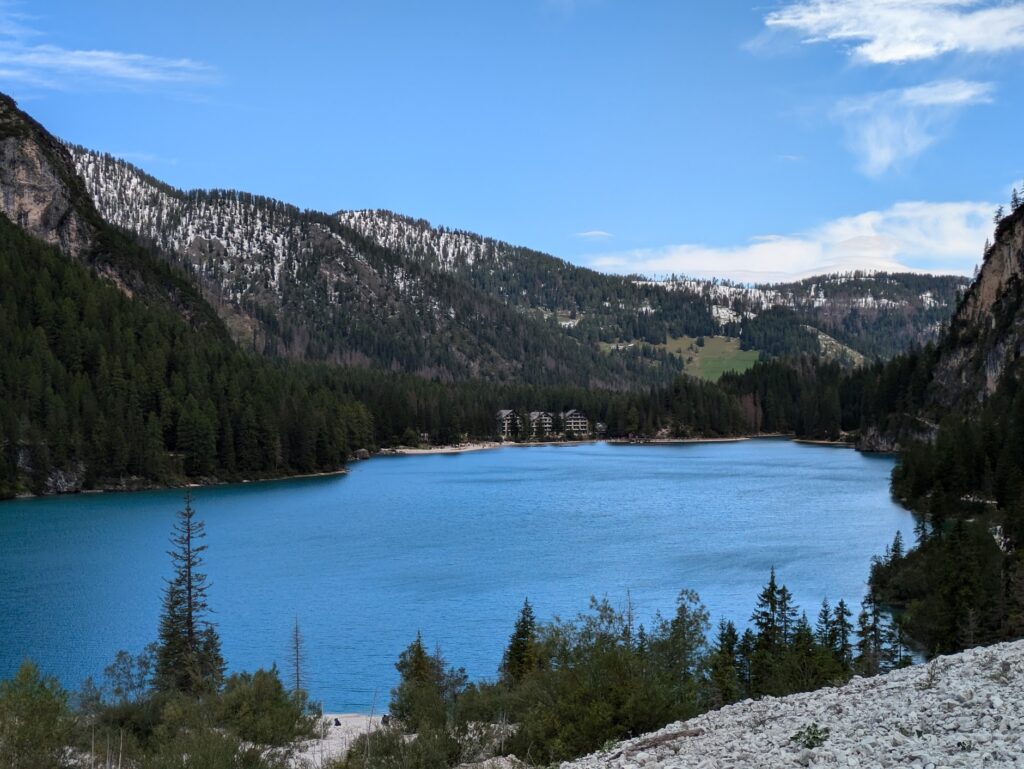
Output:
top-left (219, 667), bottom-right (318, 746)
top-left (0, 661), bottom-right (73, 769)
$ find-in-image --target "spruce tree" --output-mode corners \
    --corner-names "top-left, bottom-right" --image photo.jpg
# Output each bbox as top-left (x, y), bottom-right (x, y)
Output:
top-left (832, 600), bottom-right (854, 673)
top-left (155, 492), bottom-right (225, 695)
top-left (707, 620), bottom-right (741, 707)
top-left (502, 598), bottom-right (539, 687)
top-left (815, 599), bottom-right (834, 651)
top-left (751, 568), bottom-right (781, 651)
top-left (854, 598), bottom-right (882, 677)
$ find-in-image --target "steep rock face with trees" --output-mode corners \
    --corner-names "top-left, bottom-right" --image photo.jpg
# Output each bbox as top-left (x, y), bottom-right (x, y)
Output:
top-left (865, 204), bottom-right (1024, 656)
top-left (928, 206), bottom-right (1024, 410)
top-left (0, 94), bottom-right (96, 259)
top-left (0, 95), bottom-right (379, 498)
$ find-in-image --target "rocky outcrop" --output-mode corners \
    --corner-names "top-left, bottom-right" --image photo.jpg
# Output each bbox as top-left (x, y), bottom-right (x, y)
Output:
top-left (854, 426), bottom-right (900, 453)
top-left (562, 640), bottom-right (1024, 769)
top-left (0, 136), bottom-right (92, 257)
top-left (927, 207), bottom-right (1024, 410)
top-left (0, 94), bottom-right (96, 258)
top-left (43, 463), bottom-right (86, 495)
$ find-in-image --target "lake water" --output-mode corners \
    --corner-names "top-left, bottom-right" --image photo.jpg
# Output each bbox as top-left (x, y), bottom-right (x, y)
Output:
top-left (0, 439), bottom-right (913, 711)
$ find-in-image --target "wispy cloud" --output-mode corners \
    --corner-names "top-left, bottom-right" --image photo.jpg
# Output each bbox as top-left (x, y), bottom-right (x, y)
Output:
top-left (833, 79), bottom-right (993, 176)
top-left (586, 200), bottom-right (993, 282)
top-left (764, 0), bottom-right (1024, 64)
top-left (0, 3), bottom-right (216, 91)
top-left (575, 229), bottom-right (614, 240)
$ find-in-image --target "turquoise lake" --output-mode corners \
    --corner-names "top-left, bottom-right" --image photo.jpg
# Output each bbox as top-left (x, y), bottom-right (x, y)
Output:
top-left (0, 439), bottom-right (913, 711)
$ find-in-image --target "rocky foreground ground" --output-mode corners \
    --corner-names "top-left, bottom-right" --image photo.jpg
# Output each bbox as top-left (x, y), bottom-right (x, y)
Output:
top-left (562, 641), bottom-right (1024, 769)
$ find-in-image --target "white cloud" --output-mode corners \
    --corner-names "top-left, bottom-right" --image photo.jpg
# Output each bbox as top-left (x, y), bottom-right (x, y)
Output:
top-left (586, 200), bottom-right (993, 282)
top-left (575, 230), bottom-right (614, 240)
top-left (833, 79), bottom-right (993, 175)
top-left (0, 4), bottom-right (216, 90)
top-left (764, 0), bottom-right (1024, 64)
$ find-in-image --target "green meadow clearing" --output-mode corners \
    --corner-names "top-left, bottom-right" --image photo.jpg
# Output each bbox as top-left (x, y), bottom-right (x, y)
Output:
top-left (660, 335), bottom-right (760, 381)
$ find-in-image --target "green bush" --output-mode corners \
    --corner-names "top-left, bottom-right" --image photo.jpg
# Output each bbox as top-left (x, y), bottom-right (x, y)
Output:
top-left (143, 726), bottom-right (291, 769)
top-left (219, 667), bottom-right (318, 746)
top-left (0, 661), bottom-right (73, 769)
top-left (339, 726), bottom-right (456, 769)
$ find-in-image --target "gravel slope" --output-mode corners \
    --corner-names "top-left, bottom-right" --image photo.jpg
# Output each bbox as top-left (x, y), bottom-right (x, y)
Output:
top-left (561, 641), bottom-right (1024, 769)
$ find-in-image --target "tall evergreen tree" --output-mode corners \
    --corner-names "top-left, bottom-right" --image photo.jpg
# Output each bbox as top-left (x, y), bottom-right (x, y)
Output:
top-left (155, 493), bottom-right (225, 695)
top-left (832, 600), bottom-right (854, 673)
top-left (502, 599), bottom-right (539, 687)
top-left (707, 620), bottom-right (741, 707)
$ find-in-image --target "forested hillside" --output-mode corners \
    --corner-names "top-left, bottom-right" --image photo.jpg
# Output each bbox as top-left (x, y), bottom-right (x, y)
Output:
top-left (0, 92), bottom-right (1000, 514)
top-left (0, 94), bottom-right (756, 497)
top-left (71, 148), bottom-right (966, 389)
top-left (71, 149), bottom-right (685, 388)
top-left (341, 211), bottom-right (967, 362)
top-left (867, 202), bottom-right (1024, 654)
top-left (0, 213), bottom-right (374, 498)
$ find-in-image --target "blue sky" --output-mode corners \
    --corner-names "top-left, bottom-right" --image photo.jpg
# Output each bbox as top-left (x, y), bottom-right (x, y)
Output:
top-left (3, 0), bottom-right (1023, 281)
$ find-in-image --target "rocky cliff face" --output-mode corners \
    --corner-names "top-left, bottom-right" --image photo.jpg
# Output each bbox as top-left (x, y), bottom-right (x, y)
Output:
top-left (0, 95), bottom-right (95, 257)
top-left (0, 93), bottom-right (226, 337)
top-left (927, 206), bottom-right (1024, 410)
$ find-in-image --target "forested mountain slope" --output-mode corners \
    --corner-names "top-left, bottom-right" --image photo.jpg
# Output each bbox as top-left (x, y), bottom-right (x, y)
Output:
top-left (0, 94), bottom-right (752, 497)
top-left (0, 95), bottom-right (225, 334)
top-left (337, 209), bottom-right (720, 346)
top-left (648, 272), bottom-right (968, 360)
top-left (70, 149), bottom-right (682, 388)
top-left (71, 148), bottom-right (966, 389)
top-left (340, 210), bottom-right (968, 361)
top-left (855, 202), bottom-right (1024, 655)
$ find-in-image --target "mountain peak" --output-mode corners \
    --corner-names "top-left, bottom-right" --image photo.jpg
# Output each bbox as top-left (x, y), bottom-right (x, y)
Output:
top-left (0, 93), bottom-right (98, 258)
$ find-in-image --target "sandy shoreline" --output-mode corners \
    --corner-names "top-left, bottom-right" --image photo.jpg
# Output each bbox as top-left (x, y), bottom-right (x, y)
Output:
top-left (291, 713), bottom-right (383, 766)
top-left (8, 434), bottom-right (850, 502)
top-left (607, 436), bottom-right (750, 446)
top-left (382, 441), bottom-right (504, 455)
top-left (381, 438), bottom-right (607, 456)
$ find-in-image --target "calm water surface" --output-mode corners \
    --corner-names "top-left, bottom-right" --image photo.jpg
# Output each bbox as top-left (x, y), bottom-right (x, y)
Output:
top-left (0, 440), bottom-right (912, 711)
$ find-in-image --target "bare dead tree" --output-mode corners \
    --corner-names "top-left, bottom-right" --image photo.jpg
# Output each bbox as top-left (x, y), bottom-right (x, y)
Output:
top-left (291, 616), bottom-right (304, 696)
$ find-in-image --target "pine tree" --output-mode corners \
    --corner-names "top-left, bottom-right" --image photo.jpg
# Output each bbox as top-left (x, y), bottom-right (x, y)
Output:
top-left (854, 598), bottom-right (882, 677)
top-left (751, 568), bottom-right (781, 651)
top-left (890, 531), bottom-right (904, 561)
top-left (815, 599), bottom-right (834, 651)
top-left (707, 620), bottom-right (741, 707)
top-left (155, 492), bottom-right (225, 695)
top-left (777, 585), bottom-right (798, 645)
top-left (503, 598), bottom-right (539, 687)
top-left (832, 600), bottom-right (854, 673)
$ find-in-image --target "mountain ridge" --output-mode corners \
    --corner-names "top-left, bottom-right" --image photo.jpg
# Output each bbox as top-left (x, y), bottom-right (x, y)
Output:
top-left (70, 146), bottom-right (685, 388)
top-left (70, 145), bottom-right (968, 388)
